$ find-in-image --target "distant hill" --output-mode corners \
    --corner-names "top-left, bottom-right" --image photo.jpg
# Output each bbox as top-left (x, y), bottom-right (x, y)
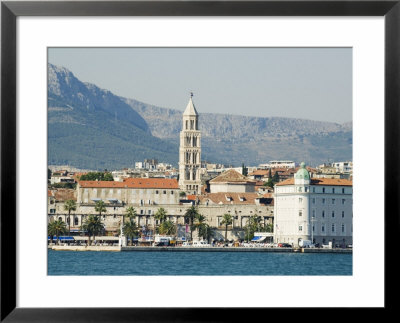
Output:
top-left (48, 64), bottom-right (178, 170)
top-left (48, 64), bottom-right (352, 170)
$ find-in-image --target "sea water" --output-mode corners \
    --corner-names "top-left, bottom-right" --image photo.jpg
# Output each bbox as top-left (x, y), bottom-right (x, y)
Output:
top-left (48, 249), bottom-right (352, 275)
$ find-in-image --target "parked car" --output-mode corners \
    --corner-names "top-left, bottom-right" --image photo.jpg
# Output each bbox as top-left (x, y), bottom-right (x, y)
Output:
top-left (278, 243), bottom-right (292, 248)
top-left (346, 244), bottom-right (353, 248)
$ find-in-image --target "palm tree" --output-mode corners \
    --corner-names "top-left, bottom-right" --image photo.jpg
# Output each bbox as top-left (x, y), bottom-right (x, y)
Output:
top-left (154, 207), bottom-right (167, 233)
top-left (82, 215), bottom-right (104, 246)
top-left (64, 199), bottom-right (76, 236)
top-left (95, 200), bottom-right (107, 218)
top-left (48, 219), bottom-right (67, 245)
top-left (158, 220), bottom-right (176, 236)
top-left (184, 206), bottom-right (200, 241)
top-left (123, 221), bottom-right (138, 246)
top-left (221, 213), bottom-right (233, 242)
top-left (124, 206), bottom-right (137, 225)
top-left (194, 214), bottom-right (206, 239)
top-left (196, 214), bottom-right (211, 242)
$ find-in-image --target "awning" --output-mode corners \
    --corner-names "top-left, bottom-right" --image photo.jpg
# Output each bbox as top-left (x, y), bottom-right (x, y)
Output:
top-left (91, 198), bottom-right (102, 202)
top-left (107, 198), bottom-right (119, 203)
top-left (251, 236), bottom-right (267, 242)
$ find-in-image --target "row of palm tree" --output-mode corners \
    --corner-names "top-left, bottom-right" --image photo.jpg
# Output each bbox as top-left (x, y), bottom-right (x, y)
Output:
top-left (54, 200), bottom-right (273, 244)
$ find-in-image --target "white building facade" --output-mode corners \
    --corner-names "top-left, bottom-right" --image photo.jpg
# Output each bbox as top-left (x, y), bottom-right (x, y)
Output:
top-left (274, 163), bottom-right (353, 247)
top-left (179, 95), bottom-right (202, 194)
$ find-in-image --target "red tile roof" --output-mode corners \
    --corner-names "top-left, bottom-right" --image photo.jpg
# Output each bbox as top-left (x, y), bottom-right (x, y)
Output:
top-left (249, 170), bottom-right (269, 176)
top-left (53, 189), bottom-right (76, 201)
top-left (276, 178), bottom-right (352, 186)
top-left (199, 192), bottom-right (272, 205)
top-left (78, 178), bottom-right (179, 189)
top-left (209, 169), bottom-right (255, 184)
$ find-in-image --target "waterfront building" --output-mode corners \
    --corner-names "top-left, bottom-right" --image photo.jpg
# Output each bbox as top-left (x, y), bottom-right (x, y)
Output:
top-left (273, 162), bottom-right (352, 247)
top-left (179, 94), bottom-right (202, 195)
top-left (198, 192), bottom-right (274, 241)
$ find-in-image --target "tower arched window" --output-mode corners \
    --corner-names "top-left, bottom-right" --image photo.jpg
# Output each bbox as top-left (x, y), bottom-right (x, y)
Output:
top-left (185, 120), bottom-right (188, 130)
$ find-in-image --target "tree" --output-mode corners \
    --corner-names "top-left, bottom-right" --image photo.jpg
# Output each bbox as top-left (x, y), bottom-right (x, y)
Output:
top-left (179, 191), bottom-right (186, 198)
top-left (268, 168), bottom-right (272, 180)
top-left (79, 172), bottom-right (114, 181)
top-left (244, 215), bottom-right (264, 241)
top-left (272, 171), bottom-right (280, 183)
top-left (158, 220), bottom-right (176, 236)
top-left (64, 199), bottom-right (77, 236)
top-left (124, 206), bottom-right (137, 224)
top-left (265, 223), bottom-right (274, 233)
top-left (123, 221), bottom-right (138, 246)
top-left (82, 215), bottom-right (104, 246)
top-left (48, 219), bottom-right (67, 245)
top-left (195, 214), bottom-right (211, 242)
top-left (95, 200), bottom-right (107, 218)
top-left (242, 163), bottom-right (248, 176)
top-left (220, 213), bottom-right (233, 242)
top-left (184, 206), bottom-right (200, 241)
top-left (48, 168), bottom-right (52, 180)
top-left (154, 207), bottom-right (167, 225)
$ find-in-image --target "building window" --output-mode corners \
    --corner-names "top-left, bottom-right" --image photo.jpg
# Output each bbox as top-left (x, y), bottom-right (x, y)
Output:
top-left (342, 188), bottom-right (345, 194)
top-left (342, 199), bottom-right (345, 205)
top-left (140, 210), bottom-right (144, 215)
top-left (342, 224), bottom-right (345, 233)
top-left (332, 211), bottom-right (335, 218)
top-left (299, 210), bottom-right (302, 217)
top-left (322, 211), bottom-right (325, 218)
top-left (148, 210), bottom-right (151, 215)
top-left (342, 211), bottom-right (345, 218)
top-left (155, 190), bottom-right (159, 194)
top-left (322, 198), bottom-right (325, 205)
top-left (312, 209), bottom-right (316, 218)
top-left (332, 188), bottom-right (335, 194)
top-left (171, 191), bottom-right (174, 194)
top-left (332, 199), bottom-right (335, 205)
top-left (312, 198), bottom-right (315, 204)
top-left (74, 217), bottom-right (79, 225)
top-left (299, 198), bottom-right (303, 203)
top-left (299, 225), bottom-right (303, 232)
top-left (332, 224), bottom-right (335, 233)
top-left (305, 187), bottom-right (308, 192)
top-left (312, 187), bottom-right (315, 193)
top-left (163, 190), bottom-right (166, 194)
top-left (322, 187), bottom-right (325, 193)
top-left (322, 225), bottom-right (325, 232)
top-left (312, 225), bottom-right (315, 232)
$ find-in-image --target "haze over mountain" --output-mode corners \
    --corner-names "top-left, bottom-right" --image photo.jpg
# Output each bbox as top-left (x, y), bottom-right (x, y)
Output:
top-left (48, 63), bottom-right (352, 170)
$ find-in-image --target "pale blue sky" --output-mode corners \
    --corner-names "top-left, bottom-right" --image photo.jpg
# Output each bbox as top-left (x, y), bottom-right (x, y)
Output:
top-left (48, 47), bottom-right (352, 123)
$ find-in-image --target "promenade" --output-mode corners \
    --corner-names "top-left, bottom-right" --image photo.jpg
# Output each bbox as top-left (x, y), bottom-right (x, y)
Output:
top-left (50, 245), bottom-right (352, 253)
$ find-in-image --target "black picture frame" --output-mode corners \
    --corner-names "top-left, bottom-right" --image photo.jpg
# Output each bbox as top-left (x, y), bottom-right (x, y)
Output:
top-left (1, 0), bottom-right (398, 321)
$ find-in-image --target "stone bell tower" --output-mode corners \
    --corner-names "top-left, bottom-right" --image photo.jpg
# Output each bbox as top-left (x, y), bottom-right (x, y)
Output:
top-left (179, 93), bottom-right (202, 194)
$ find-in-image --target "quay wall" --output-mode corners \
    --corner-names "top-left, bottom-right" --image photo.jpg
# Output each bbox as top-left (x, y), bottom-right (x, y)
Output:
top-left (121, 246), bottom-right (352, 253)
top-left (52, 245), bottom-right (121, 252)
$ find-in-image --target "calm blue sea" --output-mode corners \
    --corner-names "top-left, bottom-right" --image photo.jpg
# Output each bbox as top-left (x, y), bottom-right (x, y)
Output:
top-left (48, 249), bottom-right (352, 275)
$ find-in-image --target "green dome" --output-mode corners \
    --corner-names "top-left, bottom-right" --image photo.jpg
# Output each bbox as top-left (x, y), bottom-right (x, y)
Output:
top-left (295, 162), bottom-right (310, 180)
